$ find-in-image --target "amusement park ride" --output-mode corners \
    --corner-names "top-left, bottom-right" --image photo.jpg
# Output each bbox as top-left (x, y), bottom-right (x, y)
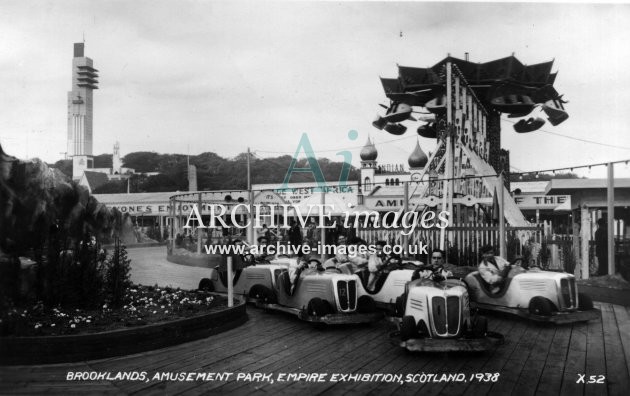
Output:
top-left (372, 55), bottom-right (570, 246)
top-left (373, 56), bottom-right (598, 346)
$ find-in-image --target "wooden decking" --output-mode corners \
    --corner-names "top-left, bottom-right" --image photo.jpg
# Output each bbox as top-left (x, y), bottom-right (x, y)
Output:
top-left (1, 302), bottom-right (629, 395)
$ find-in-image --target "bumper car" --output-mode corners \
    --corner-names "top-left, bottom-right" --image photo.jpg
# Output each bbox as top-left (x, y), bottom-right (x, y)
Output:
top-left (255, 260), bottom-right (383, 325)
top-left (391, 271), bottom-right (503, 352)
top-left (197, 254), bottom-right (291, 302)
top-left (339, 259), bottom-right (421, 314)
top-left (464, 267), bottom-right (600, 324)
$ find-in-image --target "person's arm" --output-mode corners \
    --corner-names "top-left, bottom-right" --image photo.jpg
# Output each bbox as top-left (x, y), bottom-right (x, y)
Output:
top-left (494, 256), bottom-right (512, 277)
top-left (479, 262), bottom-right (502, 285)
top-left (367, 255), bottom-right (381, 273)
top-left (351, 254), bottom-right (369, 269)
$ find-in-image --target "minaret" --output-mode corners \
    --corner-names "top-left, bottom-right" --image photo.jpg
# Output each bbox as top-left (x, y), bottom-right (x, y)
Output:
top-left (68, 42), bottom-right (99, 179)
top-left (360, 137), bottom-right (378, 192)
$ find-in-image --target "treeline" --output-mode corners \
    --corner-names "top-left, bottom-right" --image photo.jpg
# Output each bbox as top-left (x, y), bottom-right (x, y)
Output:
top-left (52, 152), bottom-right (359, 193)
top-left (509, 172), bottom-right (581, 182)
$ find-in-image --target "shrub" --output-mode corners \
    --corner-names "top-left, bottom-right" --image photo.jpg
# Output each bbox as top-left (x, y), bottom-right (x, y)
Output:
top-left (105, 238), bottom-right (132, 308)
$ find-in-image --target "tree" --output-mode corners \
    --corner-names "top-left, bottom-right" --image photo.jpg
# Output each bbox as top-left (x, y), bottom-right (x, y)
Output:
top-left (510, 172), bottom-right (581, 182)
top-left (105, 238), bottom-right (132, 308)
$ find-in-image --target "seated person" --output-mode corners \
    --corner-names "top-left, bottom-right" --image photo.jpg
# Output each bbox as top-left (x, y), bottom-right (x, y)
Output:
top-left (323, 235), bottom-right (349, 268)
top-left (323, 236), bottom-right (369, 272)
top-left (414, 249), bottom-right (453, 281)
top-left (217, 239), bottom-right (248, 286)
top-left (288, 254), bottom-right (322, 294)
top-left (478, 245), bottom-right (511, 293)
top-left (367, 241), bottom-right (387, 291)
top-left (348, 238), bottom-right (370, 272)
top-left (252, 236), bottom-right (275, 263)
top-left (231, 239), bottom-right (253, 265)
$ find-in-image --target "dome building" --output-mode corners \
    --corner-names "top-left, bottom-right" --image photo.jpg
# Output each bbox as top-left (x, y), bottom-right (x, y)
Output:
top-left (359, 137), bottom-right (429, 210)
top-left (408, 140), bottom-right (428, 170)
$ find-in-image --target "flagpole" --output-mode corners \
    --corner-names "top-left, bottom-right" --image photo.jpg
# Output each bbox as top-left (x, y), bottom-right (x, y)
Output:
top-left (499, 172), bottom-right (506, 259)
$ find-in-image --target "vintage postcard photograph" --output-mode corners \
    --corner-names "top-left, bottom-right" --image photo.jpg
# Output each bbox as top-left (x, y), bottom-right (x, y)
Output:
top-left (1, 1), bottom-right (629, 395)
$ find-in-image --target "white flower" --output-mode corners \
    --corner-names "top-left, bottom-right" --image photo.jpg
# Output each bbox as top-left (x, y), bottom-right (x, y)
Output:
top-left (164, 310), bottom-right (168, 314)
top-left (51, 324), bottom-right (56, 327)
top-left (70, 324), bottom-right (76, 328)
top-left (153, 311), bottom-right (157, 314)
top-left (86, 319), bottom-right (91, 323)
top-left (103, 304), bottom-right (108, 309)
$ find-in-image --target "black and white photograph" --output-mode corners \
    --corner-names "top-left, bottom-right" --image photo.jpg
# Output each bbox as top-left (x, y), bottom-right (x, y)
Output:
top-left (1, 1), bottom-right (630, 395)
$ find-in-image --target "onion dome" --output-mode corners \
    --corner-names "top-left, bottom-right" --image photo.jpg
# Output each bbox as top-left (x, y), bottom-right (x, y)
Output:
top-left (360, 137), bottom-right (378, 161)
top-left (408, 140), bottom-right (428, 168)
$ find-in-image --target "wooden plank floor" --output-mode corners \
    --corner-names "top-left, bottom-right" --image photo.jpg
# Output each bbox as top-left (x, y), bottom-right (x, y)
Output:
top-left (1, 303), bottom-right (629, 396)
top-left (2, 249), bottom-right (628, 395)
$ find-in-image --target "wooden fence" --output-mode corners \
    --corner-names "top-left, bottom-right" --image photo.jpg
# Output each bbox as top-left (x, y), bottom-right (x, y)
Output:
top-left (356, 223), bottom-right (544, 266)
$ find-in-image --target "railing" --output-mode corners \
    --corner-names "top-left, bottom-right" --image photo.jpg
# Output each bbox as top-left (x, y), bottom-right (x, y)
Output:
top-left (356, 223), bottom-right (544, 266)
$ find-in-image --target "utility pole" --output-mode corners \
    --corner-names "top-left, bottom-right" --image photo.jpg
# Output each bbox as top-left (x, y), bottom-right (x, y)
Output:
top-left (499, 172), bottom-right (506, 259)
top-left (607, 162), bottom-right (615, 275)
top-left (247, 147), bottom-right (254, 245)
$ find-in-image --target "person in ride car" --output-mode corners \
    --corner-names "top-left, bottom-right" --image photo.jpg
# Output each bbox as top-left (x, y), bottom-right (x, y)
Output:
top-left (414, 249), bottom-right (452, 281)
top-left (253, 236), bottom-right (275, 262)
top-left (478, 245), bottom-right (511, 293)
top-left (367, 241), bottom-right (387, 291)
top-left (348, 238), bottom-right (370, 272)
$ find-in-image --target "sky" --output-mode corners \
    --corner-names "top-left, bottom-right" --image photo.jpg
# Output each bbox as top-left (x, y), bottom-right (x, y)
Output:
top-left (1, 0), bottom-right (630, 179)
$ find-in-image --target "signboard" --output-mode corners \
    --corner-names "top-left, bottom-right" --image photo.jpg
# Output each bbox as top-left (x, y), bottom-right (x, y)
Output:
top-left (104, 203), bottom-right (249, 216)
top-left (255, 184), bottom-right (355, 204)
top-left (513, 195), bottom-right (571, 210)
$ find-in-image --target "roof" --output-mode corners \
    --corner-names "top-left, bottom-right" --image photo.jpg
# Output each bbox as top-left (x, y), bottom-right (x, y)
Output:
top-left (93, 190), bottom-right (251, 204)
top-left (93, 192), bottom-right (175, 204)
top-left (545, 178), bottom-right (630, 195)
top-left (511, 181), bottom-right (549, 194)
top-left (82, 171), bottom-right (109, 192)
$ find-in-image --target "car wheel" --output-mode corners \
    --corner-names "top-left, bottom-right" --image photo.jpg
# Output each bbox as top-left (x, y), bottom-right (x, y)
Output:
top-left (578, 293), bottom-right (594, 310)
top-left (307, 298), bottom-right (329, 317)
top-left (529, 296), bottom-right (553, 316)
top-left (259, 286), bottom-right (277, 304)
top-left (357, 295), bottom-right (376, 313)
top-left (417, 319), bottom-right (430, 337)
top-left (249, 285), bottom-right (263, 299)
top-left (400, 315), bottom-right (417, 341)
top-left (249, 285), bottom-right (276, 303)
top-left (472, 316), bottom-right (488, 337)
top-left (395, 295), bottom-right (406, 317)
top-left (198, 278), bottom-right (213, 291)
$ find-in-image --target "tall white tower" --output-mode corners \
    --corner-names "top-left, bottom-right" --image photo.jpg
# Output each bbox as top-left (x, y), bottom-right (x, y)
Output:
top-left (68, 42), bottom-right (98, 179)
top-left (112, 141), bottom-right (122, 174)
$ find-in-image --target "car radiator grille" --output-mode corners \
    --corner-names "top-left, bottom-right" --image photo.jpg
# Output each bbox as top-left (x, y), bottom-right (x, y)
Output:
top-left (431, 296), bottom-right (461, 337)
top-left (337, 280), bottom-right (356, 312)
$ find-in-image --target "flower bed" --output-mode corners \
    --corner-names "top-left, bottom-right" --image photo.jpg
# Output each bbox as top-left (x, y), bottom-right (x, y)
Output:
top-left (1, 285), bottom-right (227, 337)
top-left (0, 285), bottom-right (248, 365)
